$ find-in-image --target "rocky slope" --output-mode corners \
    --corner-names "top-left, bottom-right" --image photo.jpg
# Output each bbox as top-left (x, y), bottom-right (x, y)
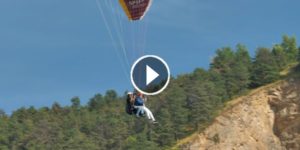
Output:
top-left (181, 77), bottom-right (300, 150)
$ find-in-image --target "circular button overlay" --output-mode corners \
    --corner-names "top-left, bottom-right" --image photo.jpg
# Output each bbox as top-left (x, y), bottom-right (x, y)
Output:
top-left (130, 55), bottom-right (170, 95)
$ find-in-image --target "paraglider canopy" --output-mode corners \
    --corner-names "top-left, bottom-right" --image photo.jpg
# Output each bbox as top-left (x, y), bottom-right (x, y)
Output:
top-left (119, 0), bottom-right (152, 20)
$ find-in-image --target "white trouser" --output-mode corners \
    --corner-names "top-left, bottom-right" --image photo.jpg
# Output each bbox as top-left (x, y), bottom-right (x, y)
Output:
top-left (143, 106), bottom-right (155, 122)
top-left (134, 106), bottom-right (144, 116)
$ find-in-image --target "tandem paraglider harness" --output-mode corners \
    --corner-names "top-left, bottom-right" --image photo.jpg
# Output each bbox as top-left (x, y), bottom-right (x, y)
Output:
top-left (126, 98), bottom-right (136, 115)
top-left (125, 95), bottom-right (144, 115)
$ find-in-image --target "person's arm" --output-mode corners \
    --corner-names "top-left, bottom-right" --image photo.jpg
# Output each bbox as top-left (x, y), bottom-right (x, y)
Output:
top-left (130, 95), bottom-right (135, 104)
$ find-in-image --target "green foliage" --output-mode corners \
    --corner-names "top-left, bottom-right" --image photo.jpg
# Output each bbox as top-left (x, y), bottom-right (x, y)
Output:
top-left (105, 90), bottom-right (117, 100)
top-left (188, 81), bottom-right (221, 129)
top-left (165, 85), bottom-right (189, 140)
top-left (71, 97), bottom-right (81, 109)
top-left (272, 44), bottom-right (288, 69)
top-left (231, 44), bottom-right (252, 95)
top-left (123, 134), bottom-right (159, 150)
top-left (281, 35), bottom-right (298, 62)
top-left (251, 47), bottom-right (280, 87)
top-left (298, 47), bottom-right (300, 62)
top-left (210, 45), bottom-right (251, 98)
top-left (210, 47), bottom-right (235, 74)
top-left (0, 35), bottom-right (298, 149)
top-left (87, 94), bottom-right (104, 111)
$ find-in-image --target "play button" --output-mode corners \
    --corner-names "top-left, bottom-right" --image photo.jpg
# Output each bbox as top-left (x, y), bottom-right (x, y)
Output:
top-left (131, 55), bottom-right (170, 95)
top-left (146, 65), bottom-right (159, 85)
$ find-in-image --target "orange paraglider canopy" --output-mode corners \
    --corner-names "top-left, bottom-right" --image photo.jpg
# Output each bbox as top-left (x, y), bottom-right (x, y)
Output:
top-left (119, 0), bottom-right (152, 20)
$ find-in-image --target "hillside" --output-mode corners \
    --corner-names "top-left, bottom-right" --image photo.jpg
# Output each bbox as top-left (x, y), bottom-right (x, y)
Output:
top-left (177, 73), bottom-right (300, 150)
top-left (0, 35), bottom-right (299, 150)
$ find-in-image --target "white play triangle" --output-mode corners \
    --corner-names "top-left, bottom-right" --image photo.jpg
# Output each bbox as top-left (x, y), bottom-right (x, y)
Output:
top-left (146, 65), bottom-right (159, 85)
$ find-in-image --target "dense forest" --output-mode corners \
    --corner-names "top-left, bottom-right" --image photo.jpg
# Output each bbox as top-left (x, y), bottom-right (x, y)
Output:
top-left (0, 36), bottom-right (299, 150)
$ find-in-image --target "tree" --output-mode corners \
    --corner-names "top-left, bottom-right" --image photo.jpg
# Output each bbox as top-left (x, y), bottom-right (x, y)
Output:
top-left (154, 106), bottom-right (175, 147)
top-left (210, 47), bottom-right (235, 74)
top-left (51, 102), bottom-right (63, 114)
top-left (88, 94), bottom-right (104, 111)
top-left (123, 134), bottom-right (160, 150)
top-left (211, 45), bottom-right (251, 98)
top-left (251, 47), bottom-right (280, 87)
top-left (208, 70), bottom-right (228, 101)
top-left (188, 80), bottom-right (222, 130)
top-left (235, 44), bottom-right (252, 68)
top-left (210, 47), bottom-right (236, 98)
top-left (166, 85), bottom-right (189, 140)
top-left (272, 44), bottom-right (288, 69)
top-left (298, 47), bottom-right (300, 62)
top-left (0, 109), bottom-right (6, 118)
top-left (231, 44), bottom-right (251, 94)
top-left (104, 90), bottom-right (118, 102)
top-left (0, 35), bottom-right (298, 150)
top-left (71, 97), bottom-right (81, 109)
top-left (297, 47), bottom-right (300, 71)
top-left (281, 35), bottom-right (298, 62)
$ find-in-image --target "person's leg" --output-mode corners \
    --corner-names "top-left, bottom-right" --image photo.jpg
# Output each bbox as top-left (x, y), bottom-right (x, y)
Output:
top-left (140, 106), bottom-right (145, 116)
top-left (136, 109), bottom-right (140, 117)
top-left (144, 106), bottom-right (155, 121)
top-left (135, 106), bottom-right (145, 117)
top-left (134, 106), bottom-right (141, 117)
top-left (143, 106), bottom-right (151, 119)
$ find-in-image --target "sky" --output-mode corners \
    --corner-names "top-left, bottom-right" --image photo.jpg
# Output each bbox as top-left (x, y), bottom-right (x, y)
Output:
top-left (0, 0), bottom-right (300, 114)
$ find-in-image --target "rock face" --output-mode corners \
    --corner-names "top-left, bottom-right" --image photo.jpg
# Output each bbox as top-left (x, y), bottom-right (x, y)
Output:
top-left (269, 78), bottom-right (300, 150)
top-left (183, 78), bottom-right (300, 150)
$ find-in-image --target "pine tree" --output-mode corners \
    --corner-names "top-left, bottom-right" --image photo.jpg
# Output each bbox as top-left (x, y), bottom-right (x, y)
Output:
top-left (251, 47), bottom-right (280, 87)
top-left (272, 44), bottom-right (288, 69)
top-left (0, 109), bottom-right (6, 118)
top-left (104, 90), bottom-right (118, 105)
top-left (211, 45), bottom-right (251, 98)
top-left (281, 35), bottom-right (298, 62)
top-left (208, 70), bottom-right (228, 101)
top-left (210, 47), bottom-right (235, 74)
top-left (123, 133), bottom-right (160, 150)
top-left (297, 47), bottom-right (300, 72)
top-left (210, 47), bottom-right (236, 98)
top-left (51, 102), bottom-right (62, 114)
top-left (235, 44), bottom-right (252, 68)
top-left (188, 81), bottom-right (222, 130)
top-left (88, 94), bottom-right (104, 111)
top-left (166, 85), bottom-right (189, 140)
top-left (298, 47), bottom-right (300, 62)
top-left (105, 90), bottom-right (117, 100)
top-left (154, 106), bottom-right (175, 146)
top-left (71, 97), bottom-right (81, 109)
top-left (231, 44), bottom-right (251, 94)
